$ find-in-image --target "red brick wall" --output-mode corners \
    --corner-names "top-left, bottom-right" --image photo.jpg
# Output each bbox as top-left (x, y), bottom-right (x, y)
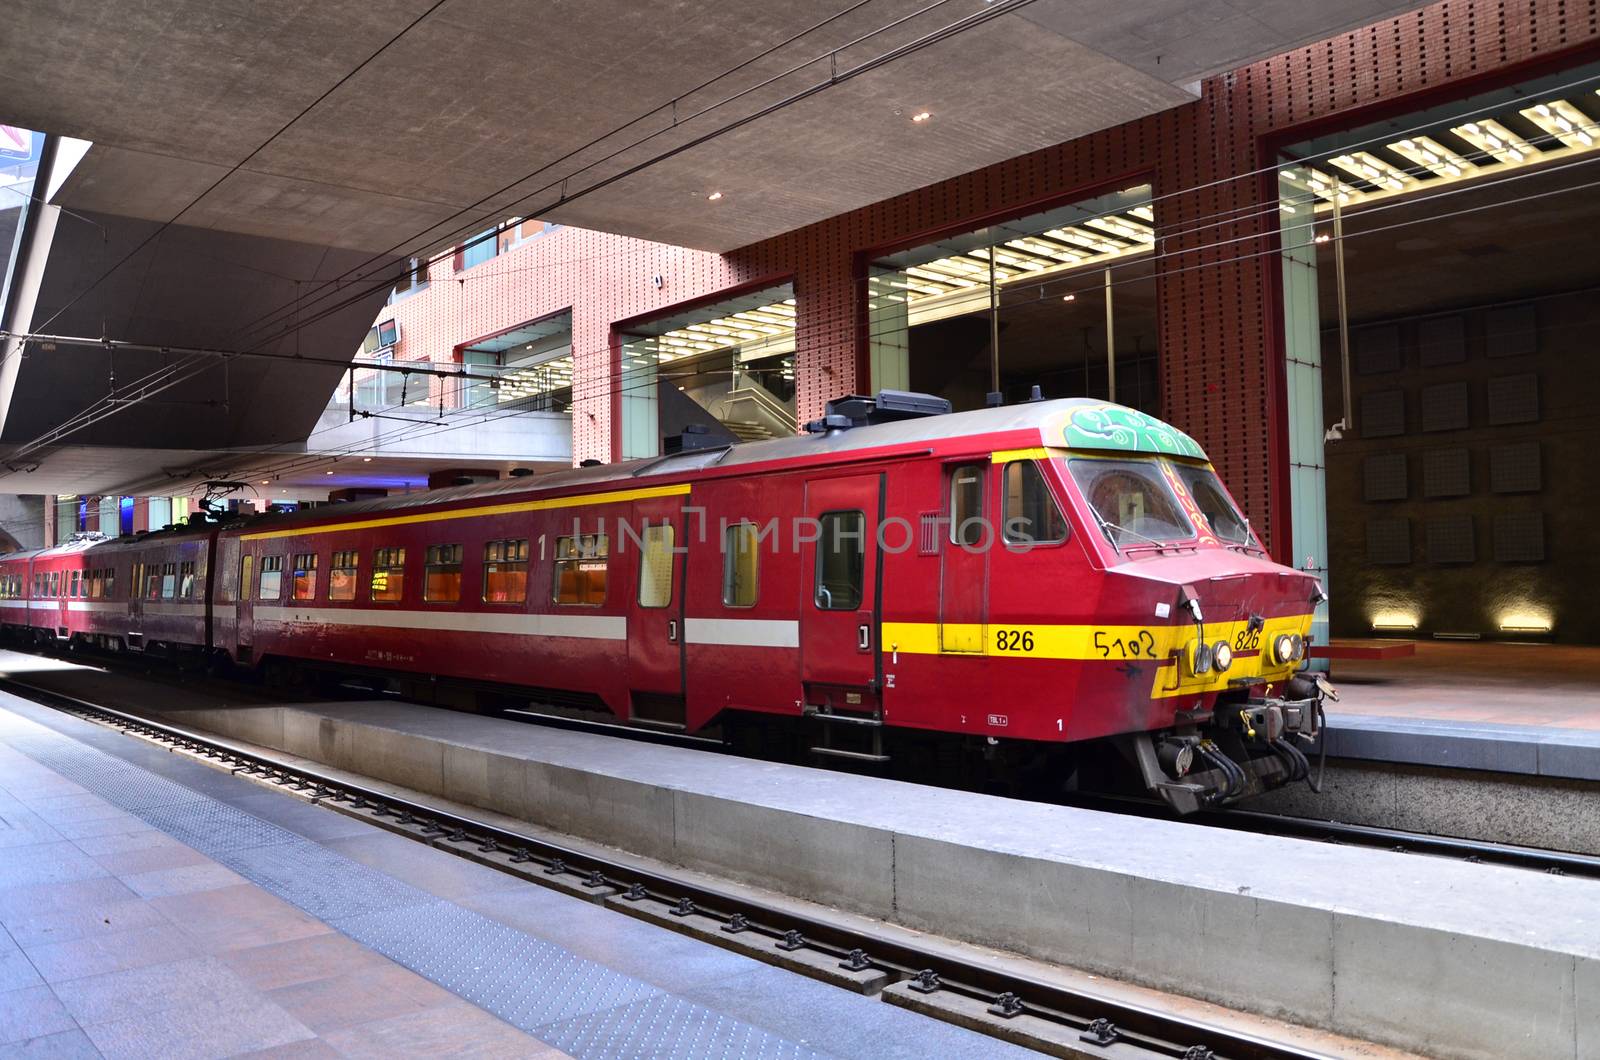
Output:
top-left (379, 0), bottom-right (1600, 555)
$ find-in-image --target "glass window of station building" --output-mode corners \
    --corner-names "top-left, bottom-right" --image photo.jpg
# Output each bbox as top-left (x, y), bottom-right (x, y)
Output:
top-left (459, 310), bottom-right (574, 413)
top-left (618, 285), bottom-right (796, 459)
top-left (866, 184), bottom-right (1158, 413)
top-left (1275, 61), bottom-right (1600, 646)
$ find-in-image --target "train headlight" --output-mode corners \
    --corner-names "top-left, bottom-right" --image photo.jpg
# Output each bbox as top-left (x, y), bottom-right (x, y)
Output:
top-left (1272, 634), bottom-right (1294, 666)
top-left (1212, 641), bottom-right (1234, 672)
top-left (1290, 633), bottom-right (1305, 661)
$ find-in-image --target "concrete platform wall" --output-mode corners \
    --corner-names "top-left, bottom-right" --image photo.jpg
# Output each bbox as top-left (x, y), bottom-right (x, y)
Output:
top-left (1248, 757), bottom-right (1600, 856)
top-left (149, 700), bottom-right (1599, 1060)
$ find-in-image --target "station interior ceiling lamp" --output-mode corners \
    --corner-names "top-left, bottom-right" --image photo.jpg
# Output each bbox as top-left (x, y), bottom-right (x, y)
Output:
top-left (1281, 89), bottom-right (1600, 212)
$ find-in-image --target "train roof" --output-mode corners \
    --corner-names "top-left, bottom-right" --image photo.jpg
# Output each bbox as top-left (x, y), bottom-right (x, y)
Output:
top-left (225, 398), bottom-right (1208, 536)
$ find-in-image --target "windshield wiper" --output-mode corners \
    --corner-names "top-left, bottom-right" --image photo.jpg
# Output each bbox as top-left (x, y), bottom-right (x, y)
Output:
top-left (1224, 515), bottom-right (1269, 556)
top-left (1091, 509), bottom-right (1170, 551)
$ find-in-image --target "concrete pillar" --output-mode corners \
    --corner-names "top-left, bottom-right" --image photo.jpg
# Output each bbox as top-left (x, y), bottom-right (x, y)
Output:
top-left (96, 496), bottom-right (116, 536)
top-left (1278, 173), bottom-right (1331, 656)
top-left (0, 495), bottom-right (46, 551)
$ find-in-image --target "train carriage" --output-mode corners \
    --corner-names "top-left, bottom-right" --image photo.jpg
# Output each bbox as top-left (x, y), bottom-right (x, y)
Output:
top-left (88, 525), bottom-right (217, 655)
top-left (207, 396), bottom-right (1324, 811)
top-left (0, 396), bottom-right (1327, 812)
top-left (0, 548), bottom-right (44, 633)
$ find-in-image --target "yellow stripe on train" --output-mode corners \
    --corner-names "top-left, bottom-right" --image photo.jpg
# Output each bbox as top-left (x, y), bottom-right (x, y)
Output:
top-left (881, 614), bottom-right (1315, 697)
top-left (240, 483), bottom-right (692, 542)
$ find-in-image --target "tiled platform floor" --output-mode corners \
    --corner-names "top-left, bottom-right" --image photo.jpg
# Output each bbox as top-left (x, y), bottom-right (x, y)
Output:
top-left (1328, 640), bottom-right (1600, 729)
top-left (0, 698), bottom-right (1034, 1060)
top-left (0, 722), bottom-right (566, 1059)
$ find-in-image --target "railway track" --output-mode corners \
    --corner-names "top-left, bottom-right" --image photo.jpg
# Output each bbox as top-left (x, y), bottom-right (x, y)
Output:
top-left (1, 673), bottom-right (1332, 1060)
top-left (11, 642), bottom-right (1599, 883)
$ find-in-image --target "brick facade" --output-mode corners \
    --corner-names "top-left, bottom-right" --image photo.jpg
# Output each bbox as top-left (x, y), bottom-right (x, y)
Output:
top-left (376, 0), bottom-right (1600, 559)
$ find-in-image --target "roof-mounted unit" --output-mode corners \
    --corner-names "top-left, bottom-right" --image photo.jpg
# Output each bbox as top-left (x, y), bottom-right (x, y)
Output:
top-left (663, 423), bottom-right (731, 454)
top-left (805, 389), bottom-right (952, 433)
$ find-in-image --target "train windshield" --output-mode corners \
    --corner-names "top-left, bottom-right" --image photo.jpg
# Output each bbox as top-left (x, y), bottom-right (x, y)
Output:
top-left (1168, 462), bottom-right (1254, 546)
top-left (1067, 458), bottom-right (1193, 547)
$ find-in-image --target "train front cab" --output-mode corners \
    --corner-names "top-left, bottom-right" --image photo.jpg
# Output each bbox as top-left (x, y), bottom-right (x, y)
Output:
top-left (1049, 445), bottom-right (1327, 812)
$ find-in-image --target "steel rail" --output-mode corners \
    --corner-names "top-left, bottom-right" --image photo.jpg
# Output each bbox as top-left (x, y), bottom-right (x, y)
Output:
top-left (0, 674), bottom-right (1329, 1060)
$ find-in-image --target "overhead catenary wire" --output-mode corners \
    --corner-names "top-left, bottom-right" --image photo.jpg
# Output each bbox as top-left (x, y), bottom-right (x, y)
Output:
top-left (119, 83), bottom-right (1600, 425)
top-left (12, 69), bottom-right (1600, 489)
top-left (12, 141), bottom-right (1600, 497)
top-left (116, 165), bottom-right (1600, 499)
top-left (4, 0), bottom-right (1043, 466)
top-left (224, 64), bottom-right (1600, 359)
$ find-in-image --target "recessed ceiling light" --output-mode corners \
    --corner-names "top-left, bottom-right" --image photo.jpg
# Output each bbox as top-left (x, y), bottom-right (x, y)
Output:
top-left (911, 111), bottom-right (931, 123)
top-left (1314, 233), bottom-right (1331, 243)
top-left (325, 471), bottom-right (334, 476)
top-left (1062, 293), bottom-right (1076, 302)
top-left (260, 480), bottom-right (270, 485)
top-left (706, 191), bottom-right (723, 202)
top-left (362, 457), bottom-right (373, 462)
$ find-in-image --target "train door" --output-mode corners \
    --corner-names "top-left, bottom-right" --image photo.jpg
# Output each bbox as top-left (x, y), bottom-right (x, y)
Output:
top-left (236, 551), bottom-right (255, 657)
top-left (940, 461), bottom-right (989, 652)
top-left (800, 472), bottom-right (882, 701)
top-left (126, 558), bottom-right (144, 648)
top-left (626, 495), bottom-right (686, 725)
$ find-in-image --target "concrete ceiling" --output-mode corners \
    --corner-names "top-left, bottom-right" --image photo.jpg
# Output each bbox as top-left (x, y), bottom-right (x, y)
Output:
top-left (2, 0), bottom-right (1429, 255)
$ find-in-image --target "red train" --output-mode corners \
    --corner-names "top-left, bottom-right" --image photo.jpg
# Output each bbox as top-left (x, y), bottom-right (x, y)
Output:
top-left (0, 395), bottom-right (1326, 812)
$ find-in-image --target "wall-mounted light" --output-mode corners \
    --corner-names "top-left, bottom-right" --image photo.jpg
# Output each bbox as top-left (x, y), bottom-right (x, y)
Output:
top-left (1314, 233), bottom-right (1331, 244)
top-left (1061, 293), bottom-right (1076, 302)
top-left (1497, 609), bottom-right (1553, 634)
top-left (1370, 610), bottom-right (1418, 631)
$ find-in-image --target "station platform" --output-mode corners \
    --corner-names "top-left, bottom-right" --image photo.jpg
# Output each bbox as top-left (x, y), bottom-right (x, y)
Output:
top-left (1319, 641), bottom-right (1600, 780)
top-left (0, 651), bottom-right (1590, 1060)
top-left (0, 698), bottom-right (1039, 1060)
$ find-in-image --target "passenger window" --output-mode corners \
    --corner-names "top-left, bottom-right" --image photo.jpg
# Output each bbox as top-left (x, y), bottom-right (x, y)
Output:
top-left (328, 550), bottom-right (358, 601)
top-left (105, 567), bottom-right (115, 599)
top-left (424, 544), bottom-right (462, 603)
top-left (239, 555), bottom-right (252, 601)
top-left (722, 523), bottom-right (759, 608)
top-left (1003, 461), bottom-right (1069, 546)
top-left (50, 572), bottom-right (59, 597)
top-left (70, 570), bottom-right (80, 598)
top-left (949, 464), bottom-right (986, 548)
top-left (637, 525), bottom-right (674, 609)
top-left (814, 511), bottom-right (864, 611)
top-left (145, 564), bottom-right (162, 600)
top-left (483, 539), bottom-right (528, 603)
top-left (370, 547), bottom-right (405, 602)
top-left (291, 553), bottom-right (317, 600)
top-left (258, 556), bottom-right (283, 600)
top-left (553, 534), bottom-right (608, 606)
top-left (179, 561), bottom-right (196, 598)
top-left (161, 562), bottom-right (177, 600)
